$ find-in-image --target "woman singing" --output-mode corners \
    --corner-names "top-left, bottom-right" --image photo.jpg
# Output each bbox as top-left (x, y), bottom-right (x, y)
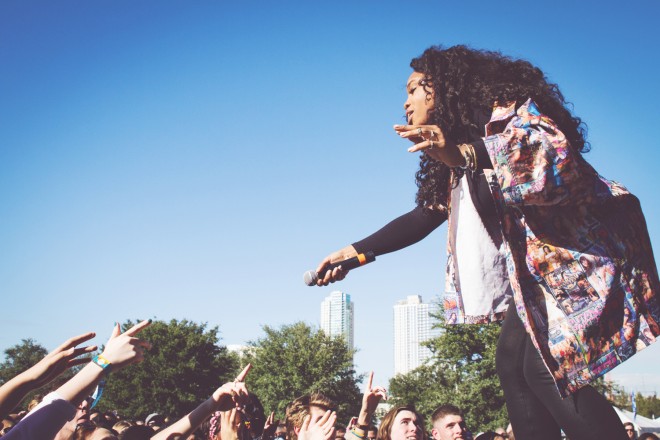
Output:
top-left (313, 46), bottom-right (660, 440)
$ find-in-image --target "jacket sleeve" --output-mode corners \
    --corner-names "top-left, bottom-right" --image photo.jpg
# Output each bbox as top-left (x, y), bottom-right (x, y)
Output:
top-left (483, 99), bottom-right (583, 207)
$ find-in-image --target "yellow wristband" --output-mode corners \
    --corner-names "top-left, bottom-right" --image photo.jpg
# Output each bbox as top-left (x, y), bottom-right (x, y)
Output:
top-left (91, 354), bottom-right (112, 373)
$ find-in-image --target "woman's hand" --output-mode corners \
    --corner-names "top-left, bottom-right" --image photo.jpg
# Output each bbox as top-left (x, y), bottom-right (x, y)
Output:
top-left (25, 332), bottom-right (98, 386)
top-left (394, 124), bottom-right (465, 167)
top-left (262, 411), bottom-right (279, 440)
top-left (358, 372), bottom-right (387, 426)
top-left (211, 363), bottom-right (251, 411)
top-left (315, 245), bottom-right (358, 286)
top-left (220, 408), bottom-right (242, 440)
top-left (100, 320), bottom-right (152, 370)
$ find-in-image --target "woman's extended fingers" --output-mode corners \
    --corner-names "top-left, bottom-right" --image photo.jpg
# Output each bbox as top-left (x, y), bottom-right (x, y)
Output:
top-left (366, 371), bottom-right (374, 391)
top-left (124, 319), bottom-right (152, 337)
top-left (235, 363), bottom-right (251, 382)
top-left (51, 332), bottom-right (97, 355)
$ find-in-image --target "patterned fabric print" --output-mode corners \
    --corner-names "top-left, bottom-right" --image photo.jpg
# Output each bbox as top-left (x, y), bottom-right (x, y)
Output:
top-left (475, 99), bottom-right (660, 397)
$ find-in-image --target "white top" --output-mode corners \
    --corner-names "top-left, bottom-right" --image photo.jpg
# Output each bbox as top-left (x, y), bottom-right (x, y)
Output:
top-left (448, 174), bottom-right (511, 319)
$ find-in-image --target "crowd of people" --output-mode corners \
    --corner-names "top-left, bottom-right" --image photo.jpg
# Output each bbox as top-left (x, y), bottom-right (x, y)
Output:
top-left (0, 328), bottom-right (656, 440)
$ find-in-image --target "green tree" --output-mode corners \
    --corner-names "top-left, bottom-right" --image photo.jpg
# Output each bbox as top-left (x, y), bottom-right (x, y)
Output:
top-left (389, 306), bottom-right (507, 431)
top-left (98, 319), bottom-right (239, 419)
top-left (243, 322), bottom-right (362, 424)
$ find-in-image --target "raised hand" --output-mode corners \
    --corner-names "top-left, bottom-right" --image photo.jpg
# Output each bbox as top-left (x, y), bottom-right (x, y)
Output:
top-left (394, 124), bottom-right (464, 167)
top-left (358, 372), bottom-right (387, 426)
top-left (211, 363), bottom-right (251, 411)
top-left (220, 407), bottom-right (242, 440)
top-left (263, 411), bottom-right (279, 440)
top-left (26, 332), bottom-right (98, 386)
top-left (298, 410), bottom-right (337, 440)
top-left (100, 320), bottom-right (152, 369)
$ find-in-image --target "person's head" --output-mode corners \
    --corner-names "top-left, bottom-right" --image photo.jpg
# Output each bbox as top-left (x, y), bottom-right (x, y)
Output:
top-left (367, 426), bottom-right (378, 440)
top-left (112, 420), bottom-right (135, 434)
top-left (378, 406), bottom-right (426, 440)
top-left (118, 424), bottom-right (154, 440)
top-left (145, 413), bottom-right (165, 429)
top-left (239, 393), bottom-right (266, 439)
top-left (431, 405), bottom-right (467, 440)
top-left (285, 393), bottom-right (336, 440)
top-left (90, 427), bottom-right (119, 440)
top-left (335, 424), bottom-right (347, 440)
top-left (1, 417), bottom-right (15, 436)
top-left (408, 45), bottom-right (588, 210)
top-left (638, 433), bottom-right (659, 440)
top-left (492, 428), bottom-right (506, 440)
top-left (623, 422), bottom-right (636, 440)
top-left (275, 423), bottom-right (288, 440)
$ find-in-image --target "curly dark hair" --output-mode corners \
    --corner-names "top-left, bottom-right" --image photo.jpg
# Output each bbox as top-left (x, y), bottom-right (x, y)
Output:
top-left (410, 45), bottom-right (589, 209)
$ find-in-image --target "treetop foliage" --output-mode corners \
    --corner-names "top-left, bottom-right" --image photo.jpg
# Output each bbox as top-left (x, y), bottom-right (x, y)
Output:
top-left (243, 321), bottom-right (363, 424)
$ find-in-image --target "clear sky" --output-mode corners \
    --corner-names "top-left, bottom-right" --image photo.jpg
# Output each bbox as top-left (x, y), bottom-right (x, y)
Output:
top-left (2, 0), bottom-right (659, 396)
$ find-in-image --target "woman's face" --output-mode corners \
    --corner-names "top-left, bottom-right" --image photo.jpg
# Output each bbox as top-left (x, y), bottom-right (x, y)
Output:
top-left (390, 410), bottom-right (421, 440)
top-left (404, 71), bottom-right (434, 125)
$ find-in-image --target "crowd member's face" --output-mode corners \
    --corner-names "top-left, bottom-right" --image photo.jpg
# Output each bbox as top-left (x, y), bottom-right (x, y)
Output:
top-left (336, 429), bottom-right (346, 440)
top-left (276, 426), bottom-right (288, 439)
top-left (367, 429), bottom-right (378, 440)
top-left (431, 414), bottom-right (466, 440)
top-left (307, 405), bottom-right (335, 438)
top-left (390, 410), bottom-right (421, 440)
top-left (625, 425), bottom-right (635, 439)
top-left (404, 72), bottom-right (434, 126)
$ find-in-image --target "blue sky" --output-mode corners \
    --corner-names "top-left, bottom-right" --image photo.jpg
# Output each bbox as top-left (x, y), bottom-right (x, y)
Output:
top-left (2, 0), bottom-right (660, 397)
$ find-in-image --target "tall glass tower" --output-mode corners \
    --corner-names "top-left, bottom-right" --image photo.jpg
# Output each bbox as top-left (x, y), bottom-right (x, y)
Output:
top-left (320, 290), bottom-right (354, 350)
top-left (393, 295), bottom-right (438, 375)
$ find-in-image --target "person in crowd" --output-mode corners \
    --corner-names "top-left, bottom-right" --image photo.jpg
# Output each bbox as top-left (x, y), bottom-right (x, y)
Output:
top-left (638, 434), bottom-right (659, 440)
top-left (334, 424), bottom-right (346, 440)
top-left (376, 407), bottom-right (425, 440)
top-left (151, 364), bottom-right (252, 440)
top-left (284, 393), bottom-right (336, 440)
top-left (430, 405), bottom-right (467, 440)
top-left (112, 420), bottom-right (135, 435)
top-left (2, 319), bottom-right (152, 440)
top-left (345, 371), bottom-right (424, 440)
top-left (624, 422), bottom-right (637, 440)
top-left (366, 426), bottom-right (377, 440)
top-left (312, 44), bottom-right (660, 440)
top-left (274, 423), bottom-right (287, 440)
top-left (0, 332), bottom-right (98, 420)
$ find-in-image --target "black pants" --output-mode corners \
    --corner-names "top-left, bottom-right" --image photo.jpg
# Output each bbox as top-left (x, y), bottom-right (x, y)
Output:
top-left (496, 303), bottom-right (627, 440)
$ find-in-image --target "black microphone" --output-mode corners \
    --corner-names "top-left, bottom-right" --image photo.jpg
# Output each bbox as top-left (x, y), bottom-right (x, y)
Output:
top-left (303, 251), bottom-right (376, 286)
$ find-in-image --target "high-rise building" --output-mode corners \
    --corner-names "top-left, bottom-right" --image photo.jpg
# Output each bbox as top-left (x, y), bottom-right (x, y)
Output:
top-left (393, 295), bottom-right (438, 375)
top-left (320, 290), bottom-right (354, 350)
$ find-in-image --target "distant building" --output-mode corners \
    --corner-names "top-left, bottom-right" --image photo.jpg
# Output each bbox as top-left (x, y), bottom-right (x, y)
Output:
top-left (320, 290), bottom-right (354, 350)
top-left (226, 344), bottom-right (254, 359)
top-left (393, 295), bottom-right (438, 375)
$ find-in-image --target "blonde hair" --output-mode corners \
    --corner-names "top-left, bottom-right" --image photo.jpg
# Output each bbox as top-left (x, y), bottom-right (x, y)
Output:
top-left (285, 393), bottom-right (336, 440)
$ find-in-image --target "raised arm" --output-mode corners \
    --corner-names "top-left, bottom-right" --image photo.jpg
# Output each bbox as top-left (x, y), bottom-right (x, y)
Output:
top-left (352, 371), bottom-right (386, 437)
top-left (151, 363), bottom-right (251, 440)
top-left (0, 332), bottom-right (97, 419)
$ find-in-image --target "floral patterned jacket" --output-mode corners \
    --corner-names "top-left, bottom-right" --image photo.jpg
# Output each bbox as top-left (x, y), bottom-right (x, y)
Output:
top-left (443, 99), bottom-right (660, 397)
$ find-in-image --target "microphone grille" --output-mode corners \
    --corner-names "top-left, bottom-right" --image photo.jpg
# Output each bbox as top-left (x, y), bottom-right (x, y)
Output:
top-left (303, 270), bottom-right (318, 286)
